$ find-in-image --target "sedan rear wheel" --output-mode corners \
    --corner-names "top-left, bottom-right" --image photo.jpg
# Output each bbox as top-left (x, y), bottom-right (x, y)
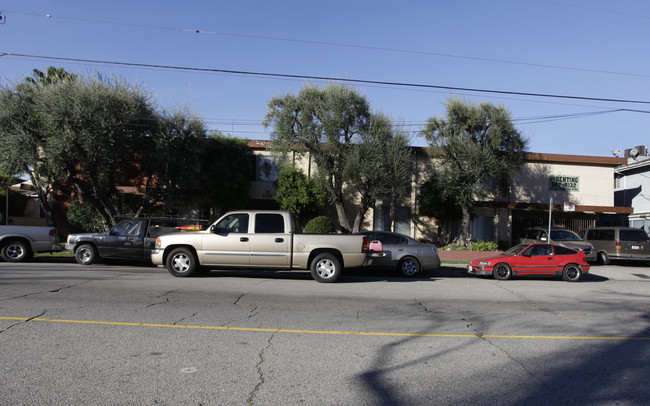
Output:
top-left (562, 264), bottom-right (582, 282)
top-left (398, 257), bottom-right (421, 277)
top-left (493, 263), bottom-right (512, 280)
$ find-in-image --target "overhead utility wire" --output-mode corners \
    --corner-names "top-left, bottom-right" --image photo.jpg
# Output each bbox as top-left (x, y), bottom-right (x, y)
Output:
top-left (4, 9), bottom-right (650, 79)
top-left (4, 53), bottom-right (650, 106)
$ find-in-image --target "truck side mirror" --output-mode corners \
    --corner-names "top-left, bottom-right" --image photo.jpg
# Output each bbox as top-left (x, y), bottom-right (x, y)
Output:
top-left (369, 240), bottom-right (383, 252)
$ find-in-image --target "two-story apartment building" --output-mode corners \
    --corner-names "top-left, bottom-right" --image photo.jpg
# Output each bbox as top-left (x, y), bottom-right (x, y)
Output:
top-left (248, 140), bottom-right (631, 246)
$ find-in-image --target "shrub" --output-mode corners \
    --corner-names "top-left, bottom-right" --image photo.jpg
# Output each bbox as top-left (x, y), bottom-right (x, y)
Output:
top-left (471, 241), bottom-right (499, 251)
top-left (67, 201), bottom-right (105, 233)
top-left (304, 216), bottom-right (335, 234)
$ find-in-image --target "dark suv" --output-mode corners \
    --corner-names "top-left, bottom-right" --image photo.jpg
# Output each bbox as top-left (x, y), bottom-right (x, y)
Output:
top-left (578, 227), bottom-right (650, 265)
top-left (520, 227), bottom-right (596, 262)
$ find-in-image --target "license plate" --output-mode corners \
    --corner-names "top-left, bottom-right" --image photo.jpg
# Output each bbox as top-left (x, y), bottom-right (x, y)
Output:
top-left (632, 246), bottom-right (640, 250)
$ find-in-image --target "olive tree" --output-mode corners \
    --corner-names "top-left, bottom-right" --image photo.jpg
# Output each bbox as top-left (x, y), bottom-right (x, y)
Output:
top-left (0, 67), bottom-right (207, 228)
top-left (264, 84), bottom-right (413, 233)
top-left (199, 132), bottom-right (253, 217)
top-left (421, 98), bottom-right (528, 246)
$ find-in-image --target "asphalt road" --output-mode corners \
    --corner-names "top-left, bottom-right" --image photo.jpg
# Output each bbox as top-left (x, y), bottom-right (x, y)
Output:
top-left (1, 259), bottom-right (649, 406)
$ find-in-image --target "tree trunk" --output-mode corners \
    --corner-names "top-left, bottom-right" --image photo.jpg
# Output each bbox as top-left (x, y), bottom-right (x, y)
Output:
top-left (25, 169), bottom-right (55, 227)
top-left (455, 205), bottom-right (472, 247)
top-left (334, 200), bottom-right (351, 233)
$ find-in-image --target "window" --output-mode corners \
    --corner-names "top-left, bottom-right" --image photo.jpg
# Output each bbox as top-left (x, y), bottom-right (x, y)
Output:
top-left (215, 214), bottom-right (249, 233)
top-left (550, 230), bottom-right (581, 241)
top-left (591, 229), bottom-right (615, 241)
top-left (373, 206), bottom-right (411, 235)
top-left (256, 155), bottom-right (279, 181)
top-left (554, 246), bottom-right (578, 256)
top-left (111, 220), bottom-right (142, 237)
top-left (255, 214), bottom-right (285, 233)
top-left (375, 232), bottom-right (407, 245)
top-left (530, 245), bottom-right (552, 256)
top-left (620, 229), bottom-right (649, 242)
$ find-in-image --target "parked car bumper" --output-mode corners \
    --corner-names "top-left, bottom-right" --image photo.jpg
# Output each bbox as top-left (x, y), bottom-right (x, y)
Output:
top-left (467, 265), bottom-right (493, 276)
top-left (151, 249), bottom-right (164, 266)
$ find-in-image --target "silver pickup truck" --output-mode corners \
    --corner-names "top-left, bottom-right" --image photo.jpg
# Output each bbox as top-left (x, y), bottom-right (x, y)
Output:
top-left (152, 210), bottom-right (371, 283)
top-left (0, 225), bottom-right (58, 262)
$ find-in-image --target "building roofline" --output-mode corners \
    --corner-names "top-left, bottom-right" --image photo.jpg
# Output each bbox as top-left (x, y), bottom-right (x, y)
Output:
top-left (524, 152), bottom-right (626, 167)
top-left (247, 139), bottom-right (626, 167)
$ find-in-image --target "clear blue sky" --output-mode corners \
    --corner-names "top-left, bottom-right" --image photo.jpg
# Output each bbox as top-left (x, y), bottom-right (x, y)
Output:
top-left (2, 0), bottom-right (650, 157)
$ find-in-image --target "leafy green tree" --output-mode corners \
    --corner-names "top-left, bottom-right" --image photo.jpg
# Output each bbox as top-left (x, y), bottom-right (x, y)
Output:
top-left (344, 114), bottom-right (413, 232)
top-left (264, 84), bottom-right (370, 232)
top-left (417, 172), bottom-right (462, 244)
top-left (0, 68), bottom-right (78, 225)
top-left (199, 132), bottom-right (253, 217)
top-left (264, 84), bottom-right (413, 233)
top-left (274, 163), bottom-right (326, 229)
top-left (0, 67), bottom-right (207, 227)
top-left (144, 107), bottom-right (207, 214)
top-left (421, 98), bottom-right (527, 246)
top-left (0, 168), bottom-right (11, 195)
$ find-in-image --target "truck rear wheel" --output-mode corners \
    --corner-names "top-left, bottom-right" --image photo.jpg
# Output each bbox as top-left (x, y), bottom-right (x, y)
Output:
top-left (166, 248), bottom-right (198, 277)
top-left (310, 253), bottom-right (341, 283)
top-left (1, 240), bottom-right (31, 262)
top-left (75, 244), bottom-right (97, 265)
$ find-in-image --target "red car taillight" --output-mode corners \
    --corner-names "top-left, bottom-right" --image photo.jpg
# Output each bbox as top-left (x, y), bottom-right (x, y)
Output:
top-left (362, 237), bottom-right (369, 253)
top-left (49, 229), bottom-right (56, 237)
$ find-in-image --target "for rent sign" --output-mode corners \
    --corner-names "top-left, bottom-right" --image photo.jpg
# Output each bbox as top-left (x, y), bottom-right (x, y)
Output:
top-left (549, 175), bottom-right (579, 191)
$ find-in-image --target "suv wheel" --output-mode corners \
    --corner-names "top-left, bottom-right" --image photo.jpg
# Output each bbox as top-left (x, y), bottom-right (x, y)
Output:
top-left (598, 251), bottom-right (610, 265)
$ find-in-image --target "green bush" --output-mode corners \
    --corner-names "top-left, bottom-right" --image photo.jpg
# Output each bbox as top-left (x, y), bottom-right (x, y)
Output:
top-left (441, 241), bottom-right (500, 251)
top-left (471, 241), bottom-right (499, 251)
top-left (67, 201), bottom-right (105, 233)
top-left (304, 216), bottom-right (335, 234)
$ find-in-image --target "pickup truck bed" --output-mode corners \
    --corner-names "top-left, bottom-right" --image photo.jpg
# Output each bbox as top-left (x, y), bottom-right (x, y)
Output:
top-left (0, 225), bottom-right (58, 262)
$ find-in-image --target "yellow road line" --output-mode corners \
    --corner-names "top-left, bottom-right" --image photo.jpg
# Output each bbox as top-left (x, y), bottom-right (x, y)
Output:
top-left (1, 316), bottom-right (649, 341)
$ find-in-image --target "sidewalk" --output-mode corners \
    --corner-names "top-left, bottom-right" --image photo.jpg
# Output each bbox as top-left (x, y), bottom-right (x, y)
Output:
top-left (437, 250), bottom-right (501, 263)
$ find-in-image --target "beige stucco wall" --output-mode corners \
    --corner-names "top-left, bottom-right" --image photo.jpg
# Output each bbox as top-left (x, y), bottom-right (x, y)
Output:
top-left (511, 162), bottom-right (614, 207)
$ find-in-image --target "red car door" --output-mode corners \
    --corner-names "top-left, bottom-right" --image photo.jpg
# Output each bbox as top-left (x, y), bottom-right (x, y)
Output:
top-left (515, 244), bottom-right (556, 275)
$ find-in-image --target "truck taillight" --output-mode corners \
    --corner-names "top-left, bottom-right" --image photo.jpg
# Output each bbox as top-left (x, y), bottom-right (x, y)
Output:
top-left (616, 242), bottom-right (621, 250)
top-left (362, 237), bottom-right (369, 253)
top-left (49, 229), bottom-right (56, 237)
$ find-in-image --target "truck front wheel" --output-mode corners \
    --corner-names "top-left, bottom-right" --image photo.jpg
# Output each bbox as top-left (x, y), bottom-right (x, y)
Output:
top-left (75, 244), bottom-right (97, 265)
top-left (310, 253), bottom-right (341, 283)
top-left (166, 248), bottom-right (198, 277)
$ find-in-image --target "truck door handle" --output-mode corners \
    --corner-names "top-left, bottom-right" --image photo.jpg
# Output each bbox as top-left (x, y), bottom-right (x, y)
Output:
top-left (275, 238), bottom-right (284, 243)
top-left (240, 237), bottom-right (249, 242)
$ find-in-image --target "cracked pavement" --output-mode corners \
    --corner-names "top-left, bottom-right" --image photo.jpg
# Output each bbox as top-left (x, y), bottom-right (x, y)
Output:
top-left (1, 261), bottom-right (649, 405)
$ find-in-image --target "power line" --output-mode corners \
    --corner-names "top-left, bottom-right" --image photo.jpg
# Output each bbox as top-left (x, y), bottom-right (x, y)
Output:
top-left (4, 8), bottom-right (650, 79)
top-left (4, 52), bottom-right (650, 105)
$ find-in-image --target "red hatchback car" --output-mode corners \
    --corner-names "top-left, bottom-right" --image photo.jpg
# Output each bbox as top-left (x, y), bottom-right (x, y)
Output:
top-left (467, 243), bottom-right (590, 282)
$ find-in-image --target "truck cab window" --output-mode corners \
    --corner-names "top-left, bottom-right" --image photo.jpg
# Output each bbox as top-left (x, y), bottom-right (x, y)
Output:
top-left (111, 221), bottom-right (141, 237)
top-left (215, 214), bottom-right (249, 233)
top-left (255, 214), bottom-right (285, 233)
